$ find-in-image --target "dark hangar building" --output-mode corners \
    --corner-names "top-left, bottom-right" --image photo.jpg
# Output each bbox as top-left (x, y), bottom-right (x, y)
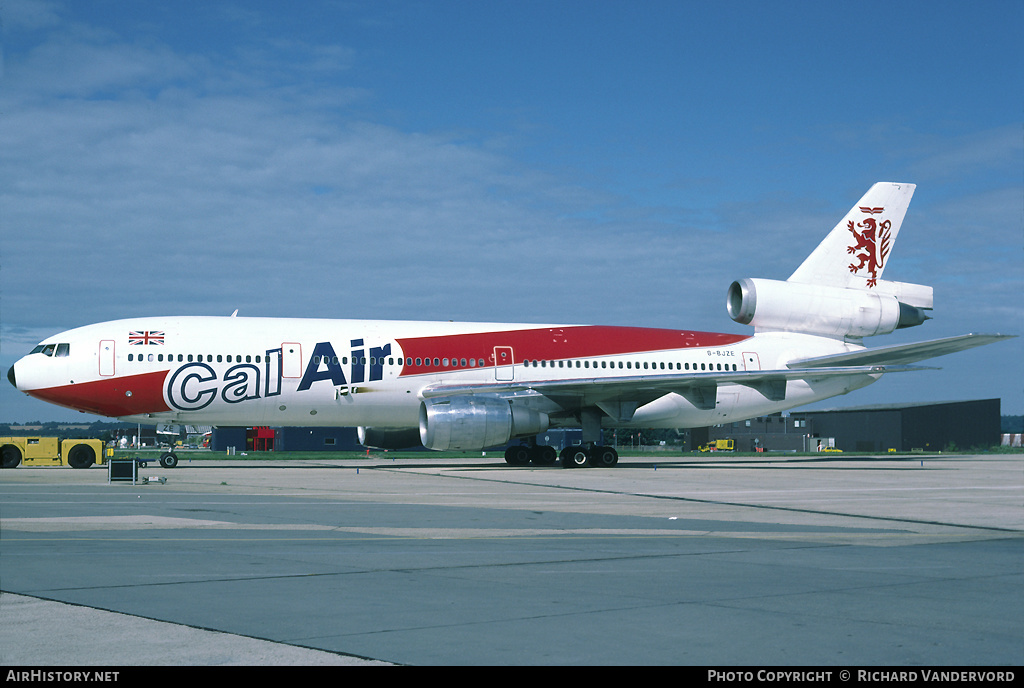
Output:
top-left (795, 398), bottom-right (1001, 453)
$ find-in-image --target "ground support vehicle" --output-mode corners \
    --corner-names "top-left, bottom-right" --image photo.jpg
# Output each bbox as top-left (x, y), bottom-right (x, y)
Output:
top-left (0, 437), bottom-right (105, 468)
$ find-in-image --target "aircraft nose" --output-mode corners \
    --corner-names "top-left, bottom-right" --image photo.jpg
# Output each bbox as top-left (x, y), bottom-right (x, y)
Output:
top-left (7, 363), bottom-right (16, 388)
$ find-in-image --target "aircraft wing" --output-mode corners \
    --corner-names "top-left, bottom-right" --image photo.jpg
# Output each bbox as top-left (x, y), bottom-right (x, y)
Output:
top-left (419, 333), bottom-right (1014, 419)
top-left (420, 363), bottom-right (928, 418)
top-left (787, 333), bottom-right (1014, 369)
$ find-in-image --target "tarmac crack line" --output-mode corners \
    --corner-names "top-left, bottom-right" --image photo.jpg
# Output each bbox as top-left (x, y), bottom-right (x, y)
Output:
top-left (386, 467), bottom-right (1023, 534)
top-left (9, 544), bottom-right (803, 594)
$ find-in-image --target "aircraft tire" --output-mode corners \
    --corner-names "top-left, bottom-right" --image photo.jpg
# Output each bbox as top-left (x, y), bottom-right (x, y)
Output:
top-left (504, 446), bottom-right (530, 466)
top-left (1, 444), bottom-right (22, 468)
top-left (563, 447), bottom-right (591, 468)
top-left (66, 444), bottom-right (96, 469)
top-left (593, 446), bottom-right (618, 467)
top-left (532, 445), bottom-right (557, 465)
top-left (159, 452), bottom-right (179, 468)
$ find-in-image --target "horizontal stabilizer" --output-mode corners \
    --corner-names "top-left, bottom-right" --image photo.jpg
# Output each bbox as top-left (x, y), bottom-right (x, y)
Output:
top-left (788, 333), bottom-right (1015, 369)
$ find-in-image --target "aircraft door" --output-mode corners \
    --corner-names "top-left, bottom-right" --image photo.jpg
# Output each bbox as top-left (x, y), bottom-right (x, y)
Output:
top-left (282, 343), bottom-right (302, 378)
top-left (493, 346), bottom-right (514, 381)
top-left (99, 340), bottom-right (115, 377)
top-left (742, 352), bottom-right (760, 371)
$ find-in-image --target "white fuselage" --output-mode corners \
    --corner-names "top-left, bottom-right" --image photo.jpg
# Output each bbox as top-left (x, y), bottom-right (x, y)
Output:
top-left (10, 316), bottom-right (875, 434)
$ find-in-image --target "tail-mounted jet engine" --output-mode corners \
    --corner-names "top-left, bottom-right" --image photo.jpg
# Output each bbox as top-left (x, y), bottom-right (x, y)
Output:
top-left (727, 278), bottom-right (931, 339)
top-left (419, 396), bottom-right (549, 451)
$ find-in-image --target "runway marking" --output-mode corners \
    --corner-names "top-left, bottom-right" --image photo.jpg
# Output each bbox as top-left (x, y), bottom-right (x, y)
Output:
top-left (1, 515), bottom-right (1002, 548)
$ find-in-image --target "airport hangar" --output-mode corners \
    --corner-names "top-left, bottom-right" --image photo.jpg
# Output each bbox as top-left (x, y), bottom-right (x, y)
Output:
top-left (703, 398), bottom-right (1002, 453)
top-left (208, 398), bottom-right (1003, 455)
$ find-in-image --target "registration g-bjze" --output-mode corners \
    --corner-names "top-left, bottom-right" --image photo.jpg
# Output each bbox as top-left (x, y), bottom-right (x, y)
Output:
top-left (7, 183), bottom-right (1013, 468)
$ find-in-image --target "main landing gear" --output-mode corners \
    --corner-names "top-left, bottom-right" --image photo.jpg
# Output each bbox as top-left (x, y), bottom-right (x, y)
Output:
top-left (503, 444), bottom-right (557, 466)
top-left (503, 444), bottom-right (618, 468)
top-left (560, 444), bottom-right (618, 468)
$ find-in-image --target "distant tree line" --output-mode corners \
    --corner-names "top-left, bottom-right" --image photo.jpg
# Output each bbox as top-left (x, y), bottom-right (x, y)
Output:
top-left (2, 415), bottom-right (1021, 442)
top-left (0, 420), bottom-right (145, 443)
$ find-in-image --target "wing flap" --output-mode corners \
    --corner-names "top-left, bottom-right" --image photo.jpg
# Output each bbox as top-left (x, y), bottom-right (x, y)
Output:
top-left (419, 364), bottom-right (926, 414)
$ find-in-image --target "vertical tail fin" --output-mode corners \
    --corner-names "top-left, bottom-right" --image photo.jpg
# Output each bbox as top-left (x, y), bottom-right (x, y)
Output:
top-left (728, 182), bottom-right (934, 339)
top-left (788, 182), bottom-right (916, 290)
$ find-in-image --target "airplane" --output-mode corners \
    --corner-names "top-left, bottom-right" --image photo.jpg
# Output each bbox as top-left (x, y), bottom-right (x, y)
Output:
top-left (5, 182), bottom-right (1013, 468)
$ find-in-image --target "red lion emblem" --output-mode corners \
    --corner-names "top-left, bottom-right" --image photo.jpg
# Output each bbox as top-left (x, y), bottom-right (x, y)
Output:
top-left (847, 206), bottom-right (891, 287)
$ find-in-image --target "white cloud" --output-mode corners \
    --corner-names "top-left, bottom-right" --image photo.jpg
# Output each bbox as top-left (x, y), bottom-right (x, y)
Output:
top-left (0, 0), bottom-right (62, 32)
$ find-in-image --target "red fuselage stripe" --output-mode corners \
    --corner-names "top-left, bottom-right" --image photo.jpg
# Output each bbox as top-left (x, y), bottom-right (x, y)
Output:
top-left (28, 370), bottom-right (171, 418)
top-left (396, 325), bottom-right (749, 375)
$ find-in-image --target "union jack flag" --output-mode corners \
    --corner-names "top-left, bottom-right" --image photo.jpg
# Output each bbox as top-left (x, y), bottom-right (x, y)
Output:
top-left (129, 330), bottom-right (165, 345)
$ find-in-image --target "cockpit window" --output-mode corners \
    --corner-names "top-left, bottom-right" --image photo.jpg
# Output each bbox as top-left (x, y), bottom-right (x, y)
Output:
top-left (29, 343), bottom-right (69, 357)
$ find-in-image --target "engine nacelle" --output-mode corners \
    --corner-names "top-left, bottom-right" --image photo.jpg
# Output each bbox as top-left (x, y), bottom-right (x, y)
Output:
top-left (727, 278), bottom-right (930, 338)
top-left (419, 396), bottom-right (549, 451)
top-left (357, 426), bottom-right (423, 450)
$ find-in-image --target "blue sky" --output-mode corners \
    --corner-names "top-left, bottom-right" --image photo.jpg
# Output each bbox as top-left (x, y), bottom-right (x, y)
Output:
top-left (1, 0), bottom-right (1021, 422)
